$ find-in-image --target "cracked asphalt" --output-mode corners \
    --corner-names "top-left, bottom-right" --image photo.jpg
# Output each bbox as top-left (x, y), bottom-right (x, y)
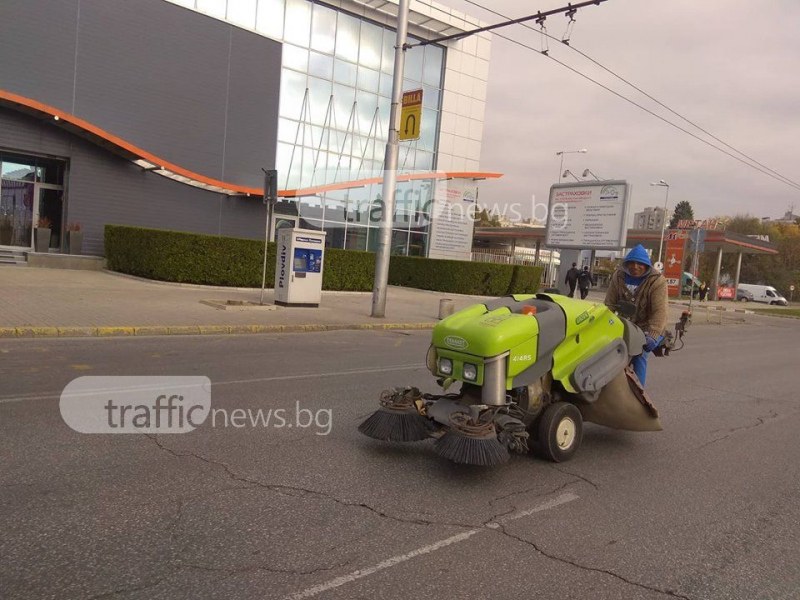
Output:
top-left (2, 315), bottom-right (800, 600)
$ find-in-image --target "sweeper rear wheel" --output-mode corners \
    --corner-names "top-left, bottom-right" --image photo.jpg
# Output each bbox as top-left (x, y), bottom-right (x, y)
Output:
top-left (535, 402), bottom-right (583, 462)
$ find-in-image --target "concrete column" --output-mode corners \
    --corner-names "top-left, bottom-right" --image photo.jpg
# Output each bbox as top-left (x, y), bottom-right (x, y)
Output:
top-left (733, 252), bottom-right (743, 295)
top-left (710, 247), bottom-right (723, 300)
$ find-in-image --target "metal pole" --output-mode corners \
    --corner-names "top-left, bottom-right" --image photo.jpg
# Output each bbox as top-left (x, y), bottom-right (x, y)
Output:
top-left (657, 184), bottom-right (669, 266)
top-left (688, 228), bottom-right (699, 312)
top-left (260, 169), bottom-right (276, 305)
top-left (710, 246), bottom-right (723, 301)
top-left (371, 0), bottom-right (409, 318)
top-left (260, 199), bottom-right (271, 305)
top-left (558, 153), bottom-right (564, 183)
top-left (733, 251), bottom-right (743, 298)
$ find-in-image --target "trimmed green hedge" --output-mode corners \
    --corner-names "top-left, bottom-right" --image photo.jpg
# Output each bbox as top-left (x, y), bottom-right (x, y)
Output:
top-left (390, 256), bottom-right (507, 295)
top-left (104, 225), bottom-right (542, 295)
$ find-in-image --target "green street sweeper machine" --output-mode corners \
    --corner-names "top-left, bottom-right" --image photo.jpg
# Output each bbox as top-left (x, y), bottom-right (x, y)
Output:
top-left (358, 293), bottom-right (685, 466)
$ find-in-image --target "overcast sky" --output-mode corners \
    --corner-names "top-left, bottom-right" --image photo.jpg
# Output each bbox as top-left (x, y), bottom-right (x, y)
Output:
top-left (437, 0), bottom-right (800, 223)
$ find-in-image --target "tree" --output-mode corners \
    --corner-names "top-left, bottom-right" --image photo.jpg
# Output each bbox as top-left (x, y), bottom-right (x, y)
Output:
top-left (669, 200), bottom-right (695, 228)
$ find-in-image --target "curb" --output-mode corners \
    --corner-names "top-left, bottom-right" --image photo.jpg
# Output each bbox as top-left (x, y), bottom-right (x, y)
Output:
top-left (0, 322), bottom-right (437, 339)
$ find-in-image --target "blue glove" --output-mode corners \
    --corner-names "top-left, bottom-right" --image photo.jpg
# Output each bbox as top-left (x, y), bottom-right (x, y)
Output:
top-left (644, 335), bottom-right (663, 352)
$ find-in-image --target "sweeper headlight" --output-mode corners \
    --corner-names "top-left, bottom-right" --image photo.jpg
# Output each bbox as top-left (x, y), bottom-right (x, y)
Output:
top-left (438, 358), bottom-right (453, 375)
top-left (462, 363), bottom-right (478, 381)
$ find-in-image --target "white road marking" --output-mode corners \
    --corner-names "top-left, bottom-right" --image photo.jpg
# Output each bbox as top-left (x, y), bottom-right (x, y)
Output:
top-left (0, 364), bottom-right (424, 404)
top-left (284, 530), bottom-right (480, 600)
top-left (284, 491), bottom-right (579, 600)
top-left (500, 491), bottom-right (580, 523)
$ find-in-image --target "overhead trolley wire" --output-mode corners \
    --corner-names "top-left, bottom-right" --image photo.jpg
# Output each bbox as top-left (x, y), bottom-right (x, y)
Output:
top-left (464, 0), bottom-right (800, 190)
top-left (452, 0), bottom-right (800, 192)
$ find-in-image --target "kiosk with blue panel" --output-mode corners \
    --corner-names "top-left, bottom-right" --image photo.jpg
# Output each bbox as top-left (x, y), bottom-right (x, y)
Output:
top-left (274, 228), bottom-right (327, 307)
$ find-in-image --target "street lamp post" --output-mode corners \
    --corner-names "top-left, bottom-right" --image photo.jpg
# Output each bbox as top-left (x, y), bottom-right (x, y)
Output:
top-left (556, 148), bottom-right (587, 182)
top-left (371, 0), bottom-right (410, 318)
top-left (650, 179), bottom-right (670, 267)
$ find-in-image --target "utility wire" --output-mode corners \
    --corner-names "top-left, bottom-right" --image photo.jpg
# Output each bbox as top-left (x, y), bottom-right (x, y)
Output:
top-left (456, 0), bottom-right (800, 192)
top-left (504, 32), bottom-right (800, 191)
top-left (464, 0), bottom-right (800, 190)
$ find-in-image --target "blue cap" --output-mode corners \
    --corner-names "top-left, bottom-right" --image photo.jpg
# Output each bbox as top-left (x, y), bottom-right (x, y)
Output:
top-left (624, 244), bottom-right (652, 267)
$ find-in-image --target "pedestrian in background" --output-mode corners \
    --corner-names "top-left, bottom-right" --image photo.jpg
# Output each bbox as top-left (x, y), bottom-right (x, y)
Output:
top-left (565, 262), bottom-right (580, 298)
top-left (578, 266), bottom-right (593, 299)
top-left (699, 282), bottom-right (708, 302)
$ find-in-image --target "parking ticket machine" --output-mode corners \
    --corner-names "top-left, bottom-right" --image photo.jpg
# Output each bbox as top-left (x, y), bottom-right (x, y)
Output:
top-left (274, 228), bottom-right (326, 307)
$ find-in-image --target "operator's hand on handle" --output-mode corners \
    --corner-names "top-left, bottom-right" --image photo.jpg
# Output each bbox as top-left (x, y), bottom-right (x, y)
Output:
top-left (644, 335), bottom-right (663, 353)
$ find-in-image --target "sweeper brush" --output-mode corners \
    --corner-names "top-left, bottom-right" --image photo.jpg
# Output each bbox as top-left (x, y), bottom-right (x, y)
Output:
top-left (433, 413), bottom-right (509, 466)
top-left (358, 293), bottom-right (675, 467)
top-left (357, 387), bottom-right (431, 442)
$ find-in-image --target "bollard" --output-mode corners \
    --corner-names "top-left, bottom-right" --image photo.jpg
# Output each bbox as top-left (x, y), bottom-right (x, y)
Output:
top-left (438, 298), bottom-right (455, 319)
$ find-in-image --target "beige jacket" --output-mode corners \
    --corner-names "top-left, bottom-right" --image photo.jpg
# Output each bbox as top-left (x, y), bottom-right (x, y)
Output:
top-left (604, 269), bottom-right (669, 338)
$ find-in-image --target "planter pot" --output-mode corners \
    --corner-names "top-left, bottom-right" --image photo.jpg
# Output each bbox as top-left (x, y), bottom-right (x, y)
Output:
top-left (34, 228), bottom-right (51, 253)
top-left (67, 231), bottom-right (84, 255)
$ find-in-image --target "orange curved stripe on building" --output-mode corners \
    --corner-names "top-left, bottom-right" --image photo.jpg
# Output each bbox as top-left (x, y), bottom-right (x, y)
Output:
top-left (0, 89), bottom-right (502, 198)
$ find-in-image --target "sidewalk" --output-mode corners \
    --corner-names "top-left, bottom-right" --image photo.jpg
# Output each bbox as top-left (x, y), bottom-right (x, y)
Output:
top-left (0, 266), bottom-right (731, 338)
top-left (0, 266), bottom-right (488, 338)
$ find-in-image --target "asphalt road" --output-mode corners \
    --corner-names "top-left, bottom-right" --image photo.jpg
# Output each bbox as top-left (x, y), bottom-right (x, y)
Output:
top-left (2, 315), bottom-right (799, 600)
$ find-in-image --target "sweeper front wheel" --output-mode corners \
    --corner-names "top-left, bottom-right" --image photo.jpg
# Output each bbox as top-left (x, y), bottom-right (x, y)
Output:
top-left (535, 402), bottom-right (583, 463)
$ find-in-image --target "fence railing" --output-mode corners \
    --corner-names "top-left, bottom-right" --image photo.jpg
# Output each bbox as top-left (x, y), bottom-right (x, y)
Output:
top-left (471, 250), bottom-right (557, 285)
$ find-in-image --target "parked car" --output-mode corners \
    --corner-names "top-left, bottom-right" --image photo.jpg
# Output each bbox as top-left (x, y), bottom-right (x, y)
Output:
top-left (737, 284), bottom-right (788, 305)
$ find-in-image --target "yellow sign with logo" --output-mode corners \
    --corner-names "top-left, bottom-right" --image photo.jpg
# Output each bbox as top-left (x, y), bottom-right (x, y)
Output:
top-left (399, 89), bottom-right (422, 141)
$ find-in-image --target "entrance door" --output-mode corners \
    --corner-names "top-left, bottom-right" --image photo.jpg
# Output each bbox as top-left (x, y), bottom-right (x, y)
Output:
top-left (0, 178), bottom-right (35, 248)
top-left (1, 155), bottom-right (66, 250)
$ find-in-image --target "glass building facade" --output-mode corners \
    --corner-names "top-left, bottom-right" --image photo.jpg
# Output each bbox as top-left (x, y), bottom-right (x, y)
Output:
top-left (167, 0), bottom-right (448, 255)
top-left (163, 0), bottom-right (491, 257)
top-left (169, 0), bottom-right (444, 188)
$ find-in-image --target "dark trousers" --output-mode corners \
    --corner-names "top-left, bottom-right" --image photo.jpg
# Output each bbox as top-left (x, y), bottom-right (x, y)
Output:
top-left (567, 282), bottom-right (577, 297)
top-left (579, 287), bottom-right (589, 299)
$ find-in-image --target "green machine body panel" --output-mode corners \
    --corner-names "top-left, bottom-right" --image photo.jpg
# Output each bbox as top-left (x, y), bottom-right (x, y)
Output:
top-left (546, 296), bottom-right (626, 393)
top-left (431, 294), bottom-right (626, 393)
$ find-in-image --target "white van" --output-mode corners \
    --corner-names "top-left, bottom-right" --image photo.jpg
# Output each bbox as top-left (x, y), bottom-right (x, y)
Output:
top-left (737, 284), bottom-right (788, 305)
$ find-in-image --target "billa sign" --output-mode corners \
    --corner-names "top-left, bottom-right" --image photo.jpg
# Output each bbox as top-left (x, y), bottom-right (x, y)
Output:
top-left (399, 89), bottom-right (422, 141)
top-left (663, 229), bottom-right (687, 297)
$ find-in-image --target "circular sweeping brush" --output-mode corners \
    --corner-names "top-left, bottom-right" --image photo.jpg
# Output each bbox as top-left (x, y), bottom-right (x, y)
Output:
top-left (358, 388), bottom-right (432, 442)
top-left (433, 414), bottom-right (509, 467)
